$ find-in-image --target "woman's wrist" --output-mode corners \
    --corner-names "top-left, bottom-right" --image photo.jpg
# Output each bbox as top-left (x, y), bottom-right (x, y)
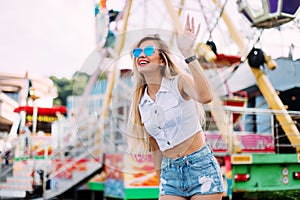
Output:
top-left (180, 49), bottom-right (194, 58)
top-left (185, 55), bottom-right (197, 64)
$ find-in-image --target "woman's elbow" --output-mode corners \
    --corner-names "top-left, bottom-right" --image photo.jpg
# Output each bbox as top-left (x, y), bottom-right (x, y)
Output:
top-left (203, 97), bottom-right (213, 104)
top-left (198, 95), bottom-right (213, 104)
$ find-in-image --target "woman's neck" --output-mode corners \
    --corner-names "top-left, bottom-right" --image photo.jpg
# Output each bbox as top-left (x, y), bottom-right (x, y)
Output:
top-left (145, 75), bottom-right (162, 101)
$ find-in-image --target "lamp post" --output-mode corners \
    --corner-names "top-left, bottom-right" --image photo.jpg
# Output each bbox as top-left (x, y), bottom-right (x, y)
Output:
top-left (29, 87), bottom-right (39, 134)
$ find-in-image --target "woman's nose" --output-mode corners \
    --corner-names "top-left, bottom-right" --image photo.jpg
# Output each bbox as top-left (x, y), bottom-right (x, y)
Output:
top-left (139, 50), bottom-right (146, 57)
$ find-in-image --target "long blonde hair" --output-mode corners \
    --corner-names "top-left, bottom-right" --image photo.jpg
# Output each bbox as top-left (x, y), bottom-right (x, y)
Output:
top-left (127, 34), bottom-right (205, 154)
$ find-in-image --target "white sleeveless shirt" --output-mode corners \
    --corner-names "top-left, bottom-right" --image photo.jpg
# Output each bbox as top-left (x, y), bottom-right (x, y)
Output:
top-left (138, 75), bottom-right (202, 151)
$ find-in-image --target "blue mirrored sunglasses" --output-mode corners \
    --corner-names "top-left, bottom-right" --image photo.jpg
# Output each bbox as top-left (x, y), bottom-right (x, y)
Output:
top-left (132, 46), bottom-right (156, 58)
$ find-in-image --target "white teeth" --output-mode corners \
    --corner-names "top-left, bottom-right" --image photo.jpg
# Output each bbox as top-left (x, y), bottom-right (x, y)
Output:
top-left (139, 61), bottom-right (148, 64)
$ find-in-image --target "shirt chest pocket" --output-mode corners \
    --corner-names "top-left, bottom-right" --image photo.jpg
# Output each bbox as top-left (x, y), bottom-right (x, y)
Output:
top-left (139, 104), bottom-right (161, 136)
top-left (159, 94), bottom-right (182, 128)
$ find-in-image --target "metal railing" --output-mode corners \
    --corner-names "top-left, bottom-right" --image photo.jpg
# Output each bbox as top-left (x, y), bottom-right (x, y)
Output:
top-left (204, 105), bottom-right (300, 154)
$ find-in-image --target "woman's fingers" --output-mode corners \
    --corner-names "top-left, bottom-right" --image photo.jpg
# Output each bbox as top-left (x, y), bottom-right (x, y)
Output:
top-left (195, 23), bottom-right (200, 36)
top-left (185, 14), bottom-right (190, 31)
top-left (176, 14), bottom-right (201, 53)
top-left (191, 17), bottom-right (195, 32)
top-left (187, 16), bottom-right (200, 37)
top-left (184, 15), bottom-right (198, 34)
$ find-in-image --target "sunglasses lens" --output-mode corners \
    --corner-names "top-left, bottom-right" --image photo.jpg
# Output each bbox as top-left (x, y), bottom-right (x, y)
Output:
top-left (133, 46), bottom-right (155, 58)
top-left (144, 46), bottom-right (155, 56)
top-left (133, 48), bottom-right (142, 58)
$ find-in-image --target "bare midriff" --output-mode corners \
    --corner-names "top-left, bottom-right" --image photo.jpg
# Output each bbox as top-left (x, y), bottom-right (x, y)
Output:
top-left (162, 131), bottom-right (206, 158)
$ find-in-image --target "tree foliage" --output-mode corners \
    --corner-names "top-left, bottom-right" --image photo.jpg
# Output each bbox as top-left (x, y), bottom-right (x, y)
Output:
top-left (50, 70), bottom-right (107, 106)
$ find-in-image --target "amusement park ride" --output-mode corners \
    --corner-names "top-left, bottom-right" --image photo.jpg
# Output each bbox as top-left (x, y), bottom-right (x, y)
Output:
top-left (0, 0), bottom-right (300, 199)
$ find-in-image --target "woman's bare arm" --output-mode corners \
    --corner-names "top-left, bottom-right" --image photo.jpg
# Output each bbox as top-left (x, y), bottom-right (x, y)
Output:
top-left (176, 15), bottom-right (213, 104)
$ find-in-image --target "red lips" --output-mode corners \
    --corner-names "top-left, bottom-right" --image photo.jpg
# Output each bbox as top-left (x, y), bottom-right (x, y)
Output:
top-left (138, 59), bottom-right (149, 67)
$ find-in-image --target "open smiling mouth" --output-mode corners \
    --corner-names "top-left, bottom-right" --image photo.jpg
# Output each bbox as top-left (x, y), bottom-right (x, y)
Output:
top-left (138, 59), bottom-right (149, 67)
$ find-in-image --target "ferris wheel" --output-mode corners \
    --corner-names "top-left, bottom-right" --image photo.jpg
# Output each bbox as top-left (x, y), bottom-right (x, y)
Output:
top-left (72, 0), bottom-right (300, 153)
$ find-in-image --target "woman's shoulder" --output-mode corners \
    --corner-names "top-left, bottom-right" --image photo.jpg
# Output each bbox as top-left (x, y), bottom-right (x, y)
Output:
top-left (176, 73), bottom-right (193, 100)
top-left (164, 73), bottom-right (188, 94)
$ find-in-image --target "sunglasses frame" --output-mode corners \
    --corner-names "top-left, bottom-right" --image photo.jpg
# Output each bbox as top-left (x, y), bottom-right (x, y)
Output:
top-left (132, 46), bottom-right (156, 58)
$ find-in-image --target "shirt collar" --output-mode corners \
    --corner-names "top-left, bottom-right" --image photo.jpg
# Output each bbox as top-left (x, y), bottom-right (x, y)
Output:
top-left (139, 77), bottom-right (172, 106)
top-left (160, 76), bottom-right (171, 92)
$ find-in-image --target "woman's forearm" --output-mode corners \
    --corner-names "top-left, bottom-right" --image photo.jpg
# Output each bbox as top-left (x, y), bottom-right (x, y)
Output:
top-left (188, 58), bottom-right (213, 103)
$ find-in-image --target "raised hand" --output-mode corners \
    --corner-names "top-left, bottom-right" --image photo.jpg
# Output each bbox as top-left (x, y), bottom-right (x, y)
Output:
top-left (176, 15), bottom-right (200, 57)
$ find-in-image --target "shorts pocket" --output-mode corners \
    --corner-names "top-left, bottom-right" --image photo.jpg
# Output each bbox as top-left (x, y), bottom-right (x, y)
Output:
top-left (189, 155), bottom-right (213, 171)
top-left (161, 165), bottom-right (178, 181)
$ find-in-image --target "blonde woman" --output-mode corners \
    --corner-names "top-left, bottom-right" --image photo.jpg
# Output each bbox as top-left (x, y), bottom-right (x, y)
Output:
top-left (127, 15), bottom-right (224, 200)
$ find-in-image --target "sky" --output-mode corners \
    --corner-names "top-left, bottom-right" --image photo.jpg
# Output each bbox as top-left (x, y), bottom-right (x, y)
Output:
top-left (0, 0), bottom-right (96, 79)
top-left (0, 0), bottom-right (299, 79)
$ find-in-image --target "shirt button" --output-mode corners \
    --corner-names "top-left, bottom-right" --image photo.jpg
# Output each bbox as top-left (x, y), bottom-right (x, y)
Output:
top-left (167, 141), bottom-right (170, 145)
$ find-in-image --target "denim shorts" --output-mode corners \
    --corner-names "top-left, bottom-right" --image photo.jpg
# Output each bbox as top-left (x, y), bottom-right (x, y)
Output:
top-left (159, 145), bottom-right (224, 197)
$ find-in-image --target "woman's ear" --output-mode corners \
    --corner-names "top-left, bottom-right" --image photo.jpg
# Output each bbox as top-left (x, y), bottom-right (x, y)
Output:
top-left (160, 59), bottom-right (165, 66)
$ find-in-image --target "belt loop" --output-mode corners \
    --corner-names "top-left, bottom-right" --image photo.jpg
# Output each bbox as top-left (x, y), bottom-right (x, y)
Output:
top-left (168, 158), bottom-right (170, 169)
top-left (183, 156), bottom-right (189, 165)
top-left (186, 158), bottom-right (189, 165)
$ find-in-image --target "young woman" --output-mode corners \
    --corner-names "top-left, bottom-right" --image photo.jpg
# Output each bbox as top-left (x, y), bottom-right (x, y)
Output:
top-left (127, 15), bottom-right (224, 200)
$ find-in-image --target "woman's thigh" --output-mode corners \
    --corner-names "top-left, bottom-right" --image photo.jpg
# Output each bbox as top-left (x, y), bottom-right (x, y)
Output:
top-left (159, 195), bottom-right (187, 200)
top-left (190, 193), bottom-right (223, 200)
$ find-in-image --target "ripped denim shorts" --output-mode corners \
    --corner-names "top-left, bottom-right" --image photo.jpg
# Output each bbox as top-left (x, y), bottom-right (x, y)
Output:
top-left (159, 145), bottom-right (224, 197)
